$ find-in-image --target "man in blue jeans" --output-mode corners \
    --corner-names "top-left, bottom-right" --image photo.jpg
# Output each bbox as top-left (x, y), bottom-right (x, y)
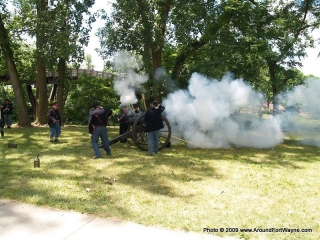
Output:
top-left (88, 102), bottom-right (113, 158)
top-left (144, 101), bottom-right (165, 156)
top-left (3, 99), bottom-right (13, 128)
top-left (47, 102), bottom-right (61, 142)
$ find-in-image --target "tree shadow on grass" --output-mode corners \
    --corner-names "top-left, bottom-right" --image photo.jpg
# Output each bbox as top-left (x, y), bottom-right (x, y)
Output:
top-left (0, 156), bottom-right (131, 220)
top-left (111, 149), bottom-right (222, 198)
top-left (2, 126), bottom-right (320, 221)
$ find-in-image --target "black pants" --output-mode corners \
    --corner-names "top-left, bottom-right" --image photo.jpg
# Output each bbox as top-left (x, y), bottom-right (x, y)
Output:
top-left (119, 122), bottom-right (129, 142)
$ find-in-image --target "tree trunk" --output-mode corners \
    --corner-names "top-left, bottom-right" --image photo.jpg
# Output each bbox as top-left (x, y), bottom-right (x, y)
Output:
top-left (57, 58), bottom-right (66, 126)
top-left (136, 0), bottom-right (154, 102)
top-left (151, 44), bottom-right (162, 101)
top-left (35, 56), bottom-right (48, 124)
top-left (267, 60), bottom-right (279, 115)
top-left (0, 15), bottom-right (31, 127)
top-left (35, 0), bottom-right (49, 124)
top-left (26, 85), bottom-right (36, 117)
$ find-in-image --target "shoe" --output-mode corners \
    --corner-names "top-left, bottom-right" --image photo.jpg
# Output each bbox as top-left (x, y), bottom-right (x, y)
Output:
top-left (1, 131), bottom-right (4, 137)
top-left (7, 126), bottom-right (11, 129)
top-left (50, 138), bottom-right (53, 142)
top-left (93, 156), bottom-right (102, 159)
top-left (107, 152), bottom-right (112, 156)
top-left (54, 138), bottom-right (59, 142)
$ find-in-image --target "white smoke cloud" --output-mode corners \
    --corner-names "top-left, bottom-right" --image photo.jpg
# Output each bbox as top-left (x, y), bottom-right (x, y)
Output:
top-left (278, 77), bottom-right (320, 147)
top-left (163, 72), bottom-right (283, 148)
top-left (154, 67), bottom-right (165, 81)
top-left (113, 52), bottom-right (148, 105)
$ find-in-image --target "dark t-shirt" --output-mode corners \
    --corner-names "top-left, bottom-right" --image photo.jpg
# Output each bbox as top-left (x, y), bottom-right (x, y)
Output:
top-left (47, 108), bottom-right (61, 125)
top-left (88, 107), bottom-right (113, 133)
top-left (144, 105), bottom-right (165, 132)
top-left (3, 103), bottom-right (13, 114)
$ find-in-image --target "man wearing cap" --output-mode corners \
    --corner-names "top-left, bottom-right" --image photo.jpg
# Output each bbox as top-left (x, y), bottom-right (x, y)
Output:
top-left (88, 102), bottom-right (113, 158)
top-left (3, 99), bottom-right (13, 128)
top-left (47, 102), bottom-right (62, 142)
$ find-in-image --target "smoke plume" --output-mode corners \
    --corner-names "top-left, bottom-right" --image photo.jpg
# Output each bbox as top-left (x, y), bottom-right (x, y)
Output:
top-left (278, 77), bottom-right (320, 147)
top-left (163, 72), bottom-right (283, 148)
top-left (113, 52), bottom-right (148, 105)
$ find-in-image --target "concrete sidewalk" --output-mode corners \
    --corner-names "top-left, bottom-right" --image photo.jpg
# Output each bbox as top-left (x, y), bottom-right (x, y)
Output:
top-left (0, 199), bottom-right (237, 240)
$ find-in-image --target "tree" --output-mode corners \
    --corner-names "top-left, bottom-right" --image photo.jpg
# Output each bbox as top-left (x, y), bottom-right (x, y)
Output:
top-left (98, 0), bottom-right (260, 101)
top-left (0, 13), bottom-right (31, 127)
top-left (34, 0), bottom-right (49, 124)
top-left (84, 54), bottom-right (94, 70)
top-left (10, 0), bottom-right (95, 124)
top-left (64, 74), bottom-right (118, 124)
top-left (44, 0), bottom-right (95, 125)
top-left (98, 0), bottom-right (320, 109)
top-left (223, 0), bottom-right (320, 113)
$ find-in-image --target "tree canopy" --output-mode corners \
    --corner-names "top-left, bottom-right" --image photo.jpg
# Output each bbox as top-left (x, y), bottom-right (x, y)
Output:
top-left (98, 0), bottom-right (320, 108)
top-left (0, 0), bottom-right (320, 125)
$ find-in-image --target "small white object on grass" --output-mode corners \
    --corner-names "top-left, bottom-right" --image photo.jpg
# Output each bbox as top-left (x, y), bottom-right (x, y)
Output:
top-left (86, 188), bottom-right (90, 192)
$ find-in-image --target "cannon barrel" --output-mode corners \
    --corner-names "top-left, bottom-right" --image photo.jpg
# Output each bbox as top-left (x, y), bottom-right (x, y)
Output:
top-left (109, 131), bottom-right (132, 145)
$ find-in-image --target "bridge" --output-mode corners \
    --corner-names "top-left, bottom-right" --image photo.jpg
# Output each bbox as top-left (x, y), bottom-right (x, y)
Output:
top-left (0, 68), bottom-right (113, 117)
top-left (0, 68), bottom-right (113, 84)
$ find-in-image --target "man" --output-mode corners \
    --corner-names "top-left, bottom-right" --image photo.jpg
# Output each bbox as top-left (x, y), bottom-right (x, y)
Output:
top-left (117, 105), bottom-right (132, 143)
top-left (3, 99), bottom-right (13, 128)
top-left (133, 103), bottom-right (142, 115)
top-left (0, 105), bottom-right (4, 137)
top-left (47, 102), bottom-right (61, 142)
top-left (88, 102), bottom-right (113, 158)
top-left (144, 101), bottom-right (165, 156)
top-left (128, 103), bottom-right (143, 124)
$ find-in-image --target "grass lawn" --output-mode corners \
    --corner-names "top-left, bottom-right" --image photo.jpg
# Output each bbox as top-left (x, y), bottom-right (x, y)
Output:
top-left (0, 125), bottom-right (319, 239)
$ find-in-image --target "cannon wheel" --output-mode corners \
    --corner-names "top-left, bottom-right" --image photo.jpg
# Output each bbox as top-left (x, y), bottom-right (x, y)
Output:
top-left (131, 114), bottom-right (171, 151)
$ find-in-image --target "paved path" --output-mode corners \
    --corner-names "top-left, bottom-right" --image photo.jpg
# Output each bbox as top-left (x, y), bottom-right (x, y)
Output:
top-left (0, 199), bottom-right (237, 240)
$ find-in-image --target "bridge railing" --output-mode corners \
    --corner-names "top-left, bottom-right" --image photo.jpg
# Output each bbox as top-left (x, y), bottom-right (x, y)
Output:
top-left (0, 68), bottom-right (113, 84)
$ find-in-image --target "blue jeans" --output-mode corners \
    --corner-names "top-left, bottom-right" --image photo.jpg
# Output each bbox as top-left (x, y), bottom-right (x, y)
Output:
top-left (49, 122), bottom-right (61, 138)
top-left (5, 114), bottom-right (12, 126)
top-left (147, 130), bottom-right (160, 155)
top-left (0, 118), bottom-right (4, 131)
top-left (91, 126), bottom-right (111, 157)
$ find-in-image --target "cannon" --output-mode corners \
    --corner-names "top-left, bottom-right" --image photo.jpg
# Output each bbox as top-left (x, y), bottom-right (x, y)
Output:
top-left (109, 114), bottom-right (171, 151)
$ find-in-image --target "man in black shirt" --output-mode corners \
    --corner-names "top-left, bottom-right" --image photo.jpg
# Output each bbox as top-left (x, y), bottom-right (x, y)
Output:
top-left (117, 105), bottom-right (132, 143)
top-left (3, 99), bottom-right (13, 128)
top-left (88, 102), bottom-right (113, 158)
top-left (0, 105), bottom-right (4, 137)
top-left (144, 101), bottom-right (165, 156)
top-left (47, 102), bottom-right (61, 142)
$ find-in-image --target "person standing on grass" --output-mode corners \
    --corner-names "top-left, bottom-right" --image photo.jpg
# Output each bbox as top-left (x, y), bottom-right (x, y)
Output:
top-left (144, 101), bottom-right (165, 156)
top-left (88, 102), bottom-right (113, 158)
top-left (0, 105), bottom-right (5, 137)
top-left (47, 102), bottom-right (61, 142)
top-left (117, 105), bottom-right (132, 143)
top-left (3, 99), bottom-right (13, 128)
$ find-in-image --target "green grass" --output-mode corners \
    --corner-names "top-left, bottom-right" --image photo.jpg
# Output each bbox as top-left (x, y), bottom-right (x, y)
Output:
top-left (0, 125), bottom-right (320, 239)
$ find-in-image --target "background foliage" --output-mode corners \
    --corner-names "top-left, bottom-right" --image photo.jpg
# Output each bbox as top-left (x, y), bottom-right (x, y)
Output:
top-left (64, 74), bottom-right (119, 125)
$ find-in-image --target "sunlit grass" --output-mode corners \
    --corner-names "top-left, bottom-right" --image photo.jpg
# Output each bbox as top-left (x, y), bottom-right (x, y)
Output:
top-left (0, 125), bottom-right (319, 239)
